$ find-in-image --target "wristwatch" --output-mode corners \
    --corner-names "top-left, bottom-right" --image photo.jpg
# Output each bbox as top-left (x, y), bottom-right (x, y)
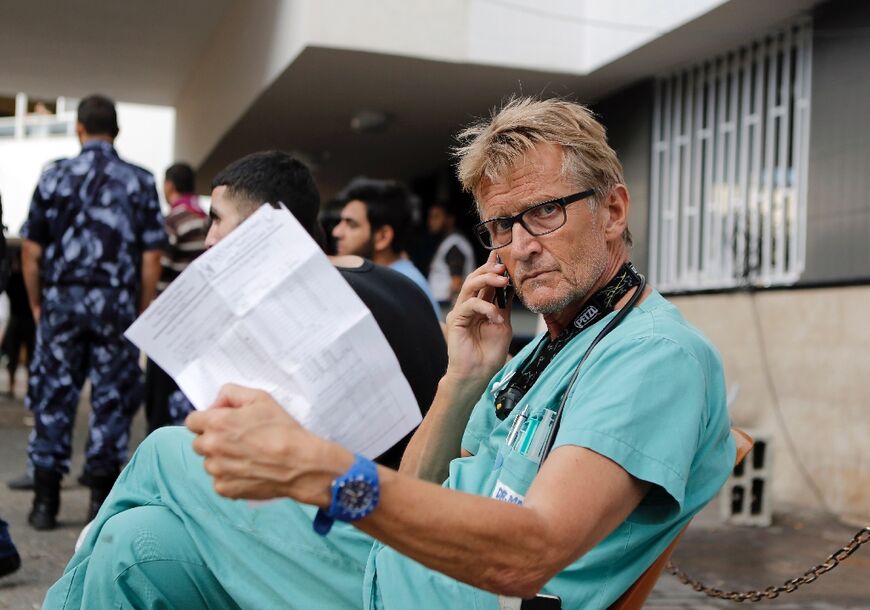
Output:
top-left (313, 454), bottom-right (380, 535)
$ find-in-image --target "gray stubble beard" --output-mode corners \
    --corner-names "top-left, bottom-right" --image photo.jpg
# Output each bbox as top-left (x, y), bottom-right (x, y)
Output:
top-left (518, 251), bottom-right (608, 316)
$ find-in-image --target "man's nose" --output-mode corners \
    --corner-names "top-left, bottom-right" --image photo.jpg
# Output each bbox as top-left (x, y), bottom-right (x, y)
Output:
top-left (509, 221), bottom-right (541, 260)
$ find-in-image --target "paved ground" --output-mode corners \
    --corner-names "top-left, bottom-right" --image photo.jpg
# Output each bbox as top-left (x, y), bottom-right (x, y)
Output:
top-left (0, 378), bottom-right (147, 610)
top-left (647, 510), bottom-right (870, 609)
top-left (0, 369), bottom-right (868, 609)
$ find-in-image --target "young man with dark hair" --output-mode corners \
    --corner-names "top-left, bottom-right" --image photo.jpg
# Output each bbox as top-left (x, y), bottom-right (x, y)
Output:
top-left (164, 162), bottom-right (195, 195)
top-left (143, 162), bottom-right (209, 432)
top-left (208, 151), bottom-right (324, 247)
top-left (75, 95), bottom-right (120, 139)
top-left (20, 93), bottom-right (166, 529)
top-left (333, 177), bottom-right (440, 314)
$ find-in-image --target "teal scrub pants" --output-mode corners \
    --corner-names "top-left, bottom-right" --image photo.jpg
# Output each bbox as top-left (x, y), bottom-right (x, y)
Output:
top-left (43, 427), bottom-right (376, 609)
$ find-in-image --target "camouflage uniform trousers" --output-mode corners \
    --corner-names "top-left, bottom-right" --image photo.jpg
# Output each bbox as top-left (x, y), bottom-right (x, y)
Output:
top-left (27, 285), bottom-right (143, 476)
top-left (167, 389), bottom-right (195, 425)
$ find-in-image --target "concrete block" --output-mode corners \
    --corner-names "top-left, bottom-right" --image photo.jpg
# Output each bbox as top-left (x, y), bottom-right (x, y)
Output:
top-left (721, 430), bottom-right (772, 526)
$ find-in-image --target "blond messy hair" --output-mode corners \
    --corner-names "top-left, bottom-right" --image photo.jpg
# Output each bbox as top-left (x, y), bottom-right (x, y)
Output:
top-left (453, 96), bottom-right (631, 244)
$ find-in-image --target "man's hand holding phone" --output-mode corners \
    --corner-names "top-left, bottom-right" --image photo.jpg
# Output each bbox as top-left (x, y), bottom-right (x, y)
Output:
top-left (444, 252), bottom-right (514, 385)
top-left (493, 255), bottom-right (512, 309)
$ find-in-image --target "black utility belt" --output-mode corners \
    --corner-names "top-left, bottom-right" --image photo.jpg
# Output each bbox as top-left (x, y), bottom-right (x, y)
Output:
top-left (44, 282), bottom-right (134, 291)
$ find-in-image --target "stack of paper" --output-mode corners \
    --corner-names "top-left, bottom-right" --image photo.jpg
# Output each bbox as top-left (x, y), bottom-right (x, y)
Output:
top-left (126, 205), bottom-right (422, 459)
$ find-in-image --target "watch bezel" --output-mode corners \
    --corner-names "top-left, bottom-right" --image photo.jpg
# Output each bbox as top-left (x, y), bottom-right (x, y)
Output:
top-left (335, 475), bottom-right (378, 518)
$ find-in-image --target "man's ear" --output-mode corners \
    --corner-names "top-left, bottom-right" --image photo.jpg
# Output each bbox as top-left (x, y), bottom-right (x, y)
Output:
top-left (373, 225), bottom-right (395, 253)
top-left (602, 184), bottom-right (630, 242)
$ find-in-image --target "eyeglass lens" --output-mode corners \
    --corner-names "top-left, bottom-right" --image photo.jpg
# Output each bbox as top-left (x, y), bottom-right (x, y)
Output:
top-left (480, 201), bottom-right (566, 248)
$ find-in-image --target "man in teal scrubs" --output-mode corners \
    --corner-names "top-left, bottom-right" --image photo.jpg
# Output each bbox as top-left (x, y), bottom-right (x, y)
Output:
top-left (45, 98), bottom-right (734, 610)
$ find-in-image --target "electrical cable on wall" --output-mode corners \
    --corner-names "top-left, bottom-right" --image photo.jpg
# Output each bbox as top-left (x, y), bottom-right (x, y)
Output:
top-left (746, 287), bottom-right (840, 521)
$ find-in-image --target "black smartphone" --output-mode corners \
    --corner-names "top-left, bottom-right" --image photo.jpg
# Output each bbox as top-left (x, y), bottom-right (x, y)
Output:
top-left (520, 594), bottom-right (562, 610)
top-left (494, 255), bottom-right (512, 309)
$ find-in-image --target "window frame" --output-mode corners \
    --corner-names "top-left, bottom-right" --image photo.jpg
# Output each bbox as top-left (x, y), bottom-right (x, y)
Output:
top-left (649, 20), bottom-right (813, 291)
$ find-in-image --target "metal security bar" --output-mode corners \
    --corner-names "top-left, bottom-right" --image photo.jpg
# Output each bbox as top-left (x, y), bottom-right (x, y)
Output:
top-left (650, 21), bottom-right (812, 291)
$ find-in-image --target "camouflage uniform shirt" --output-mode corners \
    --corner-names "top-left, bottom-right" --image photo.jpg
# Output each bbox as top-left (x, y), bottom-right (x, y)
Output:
top-left (20, 140), bottom-right (166, 288)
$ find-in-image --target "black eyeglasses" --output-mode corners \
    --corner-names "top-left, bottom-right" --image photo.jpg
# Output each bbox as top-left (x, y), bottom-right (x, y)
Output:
top-left (474, 189), bottom-right (596, 250)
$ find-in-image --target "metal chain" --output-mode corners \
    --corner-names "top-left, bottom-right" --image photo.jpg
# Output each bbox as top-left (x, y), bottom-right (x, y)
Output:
top-left (666, 526), bottom-right (870, 602)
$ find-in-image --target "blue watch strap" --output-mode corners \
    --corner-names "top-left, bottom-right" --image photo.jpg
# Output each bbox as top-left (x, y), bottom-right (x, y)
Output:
top-left (313, 454), bottom-right (379, 536)
top-left (313, 508), bottom-right (334, 535)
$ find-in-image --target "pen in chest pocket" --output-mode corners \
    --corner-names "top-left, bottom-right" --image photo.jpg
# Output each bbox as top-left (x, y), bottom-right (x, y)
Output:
top-left (505, 404), bottom-right (529, 449)
top-left (526, 408), bottom-right (556, 458)
top-left (518, 413), bottom-right (541, 455)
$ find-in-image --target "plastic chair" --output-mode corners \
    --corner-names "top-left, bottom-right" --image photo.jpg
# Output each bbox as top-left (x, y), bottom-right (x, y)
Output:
top-left (608, 427), bottom-right (754, 610)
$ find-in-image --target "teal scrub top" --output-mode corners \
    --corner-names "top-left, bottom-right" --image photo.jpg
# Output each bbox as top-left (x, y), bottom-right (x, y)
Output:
top-left (365, 290), bottom-right (735, 610)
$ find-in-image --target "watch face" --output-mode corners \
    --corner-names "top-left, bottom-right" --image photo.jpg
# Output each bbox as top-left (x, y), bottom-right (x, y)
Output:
top-left (337, 477), bottom-right (376, 518)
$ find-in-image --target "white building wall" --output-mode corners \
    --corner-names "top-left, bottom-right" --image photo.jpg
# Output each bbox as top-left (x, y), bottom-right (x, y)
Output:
top-left (581, 0), bottom-right (728, 71)
top-left (672, 287), bottom-right (870, 525)
top-left (307, 0), bottom-right (471, 64)
top-left (0, 138), bottom-right (79, 236)
top-left (175, 0), bottom-right (732, 168)
top-left (114, 104), bottom-right (176, 211)
top-left (308, 0), bottom-right (729, 75)
top-left (173, 0), bottom-right (311, 169)
top-left (467, 0), bottom-right (584, 73)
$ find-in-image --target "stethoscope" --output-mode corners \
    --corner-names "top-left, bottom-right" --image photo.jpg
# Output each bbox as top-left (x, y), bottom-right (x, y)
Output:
top-left (536, 273), bottom-right (647, 472)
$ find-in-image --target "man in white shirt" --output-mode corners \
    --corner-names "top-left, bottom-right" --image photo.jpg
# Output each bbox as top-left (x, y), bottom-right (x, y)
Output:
top-left (427, 201), bottom-right (476, 303)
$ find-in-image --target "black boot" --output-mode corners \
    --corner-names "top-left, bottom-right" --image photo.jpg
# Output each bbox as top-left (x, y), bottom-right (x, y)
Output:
top-left (86, 468), bottom-right (119, 522)
top-left (77, 470), bottom-right (92, 488)
top-left (0, 553), bottom-right (20, 578)
top-left (0, 519), bottom-right (21, 578)
top-left (28, 468), bottom-right (61, 530)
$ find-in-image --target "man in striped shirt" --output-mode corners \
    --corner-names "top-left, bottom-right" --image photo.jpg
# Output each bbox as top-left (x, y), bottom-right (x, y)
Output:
top-left (156, 163), bottom-right (208, 291)
top-left (143, 163), bottom-right (208, 432)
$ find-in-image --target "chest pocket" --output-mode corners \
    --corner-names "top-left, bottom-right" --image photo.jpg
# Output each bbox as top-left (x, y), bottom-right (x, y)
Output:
top-left (491, 450), bottom-right (539, 505)
top-left (490, 406), bottom-right (558, 504)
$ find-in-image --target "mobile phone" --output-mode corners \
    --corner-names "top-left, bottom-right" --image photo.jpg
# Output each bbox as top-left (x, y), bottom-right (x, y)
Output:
top-left (520, 594), bottom-right (562, 610)
top-left (494, 255), bottom-right (512, 309)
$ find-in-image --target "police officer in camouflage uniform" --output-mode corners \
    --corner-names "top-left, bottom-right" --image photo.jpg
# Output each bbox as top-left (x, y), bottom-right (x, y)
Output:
top-left (20, 95), bottom-right (167, 530)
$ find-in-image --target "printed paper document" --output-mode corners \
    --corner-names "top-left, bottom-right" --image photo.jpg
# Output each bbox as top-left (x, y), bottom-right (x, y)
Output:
top-left (126, 205), bottom-right (422, 459)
